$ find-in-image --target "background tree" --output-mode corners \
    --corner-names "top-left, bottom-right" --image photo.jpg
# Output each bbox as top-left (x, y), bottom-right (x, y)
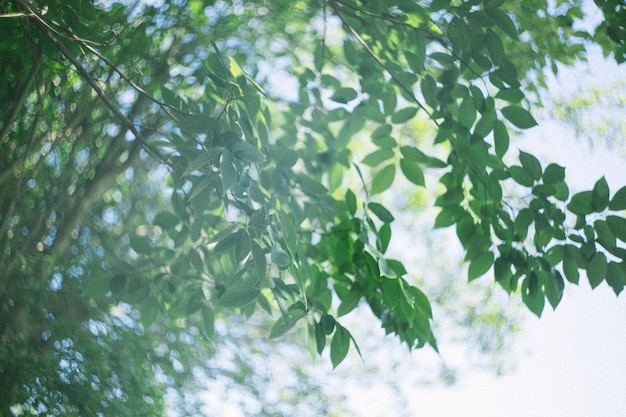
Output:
top-left (1, 0), bottom-right (625, 415)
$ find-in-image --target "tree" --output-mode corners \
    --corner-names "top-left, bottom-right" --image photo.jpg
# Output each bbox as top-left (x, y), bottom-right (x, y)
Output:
top-left (1, 0), bottom-right (625, 414)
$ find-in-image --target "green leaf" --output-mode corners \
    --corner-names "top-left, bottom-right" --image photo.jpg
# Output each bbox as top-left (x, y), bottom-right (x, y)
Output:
top-left (458, 96), bottom-right (476, 128)
top-left (399, 158), bottom-right (425, 186)
top-left (130, 236), bottom-right (151, 255)
top-left (345, 189), bottom-right (357, 216)
top-left (606, 215), bottom-right (626, 242)
top-left (595, 219), bottom-right (616, 250)
top-left (368, 202), bottom-right (395, 223)
top-left (542, 163), bottom-right (565, 185)
top-left (544, 270), bottom-right (565, 309)
top-left (485, 28), bottom-right (505, 65)
top-left (109, 273), bottom-right (127, 294)
top-left (468, 251), bottom-right (494, 281)
top-left (220, 151), bottom-right (237, 191)
top-left (270, 245), bottom-right (290, 269)
top-left (519, 150), bottom-right (542, 181)
top-left (495, 88), bottom-right (524, 103)
top-left (330, 324), bottom-right (351, 368)
top-left (141, 296), bottom-right (160, 328)
top-left (371, 164), bottom-right (396, 195)
top-left (434, 206), bottom-right (463, 228)
top-left (337, 287), bottom-right (362, 317)
top-left (474, 109), bottom-right (497, 138)
top-left (508, 165), bottom-right (534, 187)
top-left (522, 274), bottom-right (545, 317)
top-left (567, 191), bottom-right (593, 215)
top-left (217, 286), bottom-right (260, 308)
top-left (251, 241), bottom-right (267, 281)
top-left (328, 163), bottom-right (343, 192)
top-left (609, 186), bottom-right (626, 210)
top-left (269, 309), bottom-right (307, 339)
top-left (405, 50), bottom-right (425, 74)
top-left (563, 244), bottom-right (580, 284)
top-left (153, 211), bottom-right (180, 231)
top-left (82, 275), bottom-right (111, 299)
top-left (493, 120), bottom-right (509, 158)
top-left (391, 107), bottom-right (418, 124)
top-left (587, 251), bottom-right (607, 288)
top-left (592, 176), bottom-right (610, 212)
top-left (277, 209), bottom-right (298, 255)
top-left (382, 277), bottom-right (402, 310)
top-left (421, 75), bottom-right (437, 106)
top-left (486, 9), bottom-right (518, 39)
top-left (231, 140), bottom-right (265, 163)
top-left (178, 114), bottom-right (219, 134)
top-left (501, 106), bottom-right (538, 129)
top-left (330, 87), bottom-right (358, 104)
top-left (362, 149), bottom-right (395, 166)
top-left (606, 262), bottom-right (626, 296)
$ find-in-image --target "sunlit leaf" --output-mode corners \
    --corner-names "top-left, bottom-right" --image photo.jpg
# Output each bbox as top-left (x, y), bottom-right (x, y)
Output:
top-left (501, 106), bottom-right (538, 129)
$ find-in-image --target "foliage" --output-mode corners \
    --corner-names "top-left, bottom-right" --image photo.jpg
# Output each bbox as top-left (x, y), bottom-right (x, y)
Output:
top-left (1, 0), bottom-right (626, 414)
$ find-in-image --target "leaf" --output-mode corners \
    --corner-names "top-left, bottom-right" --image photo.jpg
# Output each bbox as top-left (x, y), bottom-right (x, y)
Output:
top-left (544, 270), bottom-right (565, 309)
top-left (609, 185), bottom-right (626, 210)
top-left (269, 309), bottom-right (307, 339)
top-left (329, 87), bottom-right (358, 104)
top-left (368, 202), bottom-right (395, 223)
top-left (251, 241), bottom-right (267, 281)
top-left (330, 324), bottom-right (351, 368)
top-left (562, 244), bottom-right (580, 284)
top-left (405, 50), bottom-right (425, 74)
top-left (493, 120), bottom-right (509, 158)
top-left (485, 28), bottom-right (505, 65)
top-left (519, 150), bottom-right (542, 181)
top-left (370, 164), bottom-right (396, 195)
top-left (508, 165), bottom-right (534, 187)
top-left (178, 114), bottom-right (219, 134)
top-left (220, 151), bottom-right (237, 191)
top-left (522, 274), bottom-right (545, 317)
top-left (270, 245), bottom-right (290, 269)
top-left (595, 219), bottom-right (616, 250)
top-left (400, 158), bottom-right (425, 186)
top-left (141, 296), bottom-right (160, 328)
top-left (606, 215), bottom-right (626, 242)
top-left (217, 285), bottom-right (260, 308)
top-left (230, 140), bottom-right (265, 163)
top-left (345, 189), bottom-right (357, 216)
top-left (501, 106), bottom-right (538, 129)
top-left (592, 176), bottom-right (610, 212)
top-left (434, 206), bottom-right (463, 228)
top-left (277, 209), bottom-right (298, 255)
top-left (328, 163), bottom-right (343, 192)
top-left (587, 251), bottom-right (607, 289)
top-left (567, 191), bottom-right (593, 215)
top-left (468, 251), bottom-right (494, 281)
top-left (542, 163), bottom-right (565, 185)
top-left (458, 96), bottom-right (476, 128)
top-left (421, 75), bottom-right (437, 106)
top-left (486, 9), bottom-right (518, 39)
top-left (391, 107), bottom-right (419, 124)
top-left (362, 149), bottom-right (395, 166)
top-left (495, 88), bottom-right (524, 103)
top-left (109, 273), bottom-right (127, 294)
top-left (474, 109), bottom-right (497, 138)
top-left (153, 211), bottom-right (180, 231)
top-left (82, 276), bottom-right (111, 299)
top-left (606, 262), bottom-right (626, 296)
top-left (130, 236), bottom-right (151, 255)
